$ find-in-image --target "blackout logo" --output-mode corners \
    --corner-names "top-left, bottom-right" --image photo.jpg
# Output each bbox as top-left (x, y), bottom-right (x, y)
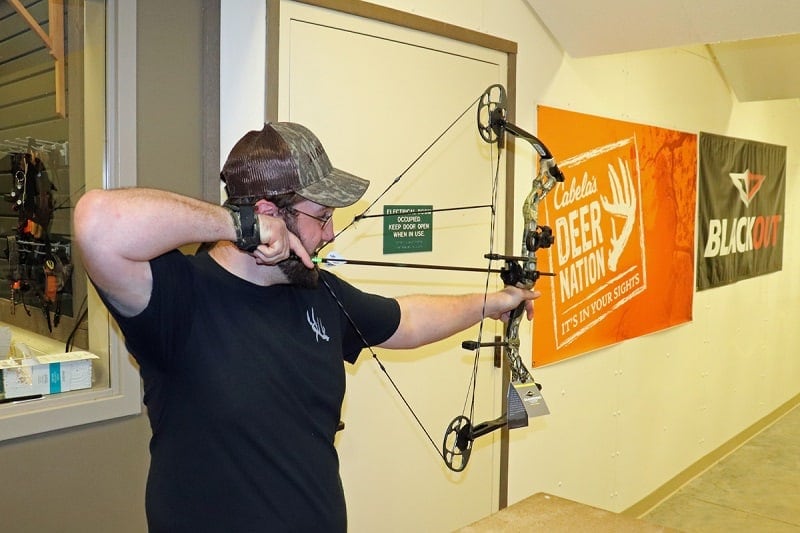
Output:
top-left (729, 169), bottom-right (765, 207)
top-left (703, 169), bottom-right (781, 257)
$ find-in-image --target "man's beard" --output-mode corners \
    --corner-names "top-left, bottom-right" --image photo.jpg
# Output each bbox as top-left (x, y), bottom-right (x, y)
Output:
top-left (277, 215), bottom-right (320, 288)
top-left (278, 258), bottom-right (319, 288)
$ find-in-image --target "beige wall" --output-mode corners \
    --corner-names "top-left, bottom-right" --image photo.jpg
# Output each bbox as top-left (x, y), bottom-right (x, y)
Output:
top-left (0, 414), bottom-right (150, 532)
top-left (136, 0), bottom-right (217, 200)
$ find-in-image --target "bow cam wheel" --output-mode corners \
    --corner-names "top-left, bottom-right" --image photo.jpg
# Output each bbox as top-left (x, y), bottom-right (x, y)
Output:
top-left (442, 415), bottom-right (473, 472)
top-left (477, 84), bottom-right (508, 144)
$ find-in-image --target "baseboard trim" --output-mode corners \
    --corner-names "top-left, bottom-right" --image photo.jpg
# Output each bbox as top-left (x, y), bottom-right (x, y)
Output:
top-left (623, 392), bottom-right (800, 518)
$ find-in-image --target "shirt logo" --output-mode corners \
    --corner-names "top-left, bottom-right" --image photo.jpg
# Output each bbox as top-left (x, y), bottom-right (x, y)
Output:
top-left (306, 308), bottom-right (330, 342)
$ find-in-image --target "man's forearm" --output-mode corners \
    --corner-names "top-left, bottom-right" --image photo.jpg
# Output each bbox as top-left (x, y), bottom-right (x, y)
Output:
top-left (381, 287), bottom-right (538, 350)
top-left (381, 293), bottom-right (496, 349)
top-left (74, 188), bottom-right (235, 263)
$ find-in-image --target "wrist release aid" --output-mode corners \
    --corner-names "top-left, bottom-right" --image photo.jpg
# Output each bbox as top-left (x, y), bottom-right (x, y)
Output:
top-left (225, 204), bottom-right (261, 252)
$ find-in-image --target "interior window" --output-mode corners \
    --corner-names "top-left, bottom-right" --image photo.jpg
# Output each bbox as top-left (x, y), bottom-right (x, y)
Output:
top-left (0, 0), bottom-right (108, 399)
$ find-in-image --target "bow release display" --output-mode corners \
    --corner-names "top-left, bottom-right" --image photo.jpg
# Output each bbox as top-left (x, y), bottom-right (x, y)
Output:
top-left (318, 84), bottom-right (564, 472)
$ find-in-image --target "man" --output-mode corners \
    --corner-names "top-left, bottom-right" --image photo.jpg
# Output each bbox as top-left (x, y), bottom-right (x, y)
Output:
top-left (74, 122), bottom-right (539, 532)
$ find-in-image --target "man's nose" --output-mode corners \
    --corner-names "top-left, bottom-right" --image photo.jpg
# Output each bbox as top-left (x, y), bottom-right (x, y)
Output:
top-left (323, 220), bottom-right (335, 242)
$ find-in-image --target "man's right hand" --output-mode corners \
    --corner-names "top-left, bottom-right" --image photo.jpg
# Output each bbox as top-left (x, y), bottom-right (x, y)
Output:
top-left (251, 215), bottom-right (314, 268)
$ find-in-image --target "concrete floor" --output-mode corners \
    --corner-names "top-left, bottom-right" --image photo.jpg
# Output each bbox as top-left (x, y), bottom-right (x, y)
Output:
top-left (641, 405), bottom-right (800, 532)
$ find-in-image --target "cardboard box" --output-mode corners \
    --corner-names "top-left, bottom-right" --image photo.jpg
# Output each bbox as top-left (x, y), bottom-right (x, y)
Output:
top-left (0, 351), bottom-right (98, 399)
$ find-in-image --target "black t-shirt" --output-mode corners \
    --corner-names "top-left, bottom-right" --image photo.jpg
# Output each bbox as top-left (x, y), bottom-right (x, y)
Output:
top-left (110, 250), bottom-right (400, 532)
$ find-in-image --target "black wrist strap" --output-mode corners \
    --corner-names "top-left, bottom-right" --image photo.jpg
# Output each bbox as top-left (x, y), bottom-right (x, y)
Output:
top-left (225, 204), bottom-right (261, 252)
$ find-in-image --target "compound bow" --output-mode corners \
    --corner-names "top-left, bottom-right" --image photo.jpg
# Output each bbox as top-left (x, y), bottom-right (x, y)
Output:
top-left (318, 84), bottom-right (564, 472)
top-left (440, 84), bottom-right (564, 471)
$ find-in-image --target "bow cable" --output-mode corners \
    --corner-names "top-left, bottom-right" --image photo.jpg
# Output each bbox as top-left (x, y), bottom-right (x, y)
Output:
top-left (460, 136), bottom-right (502, 440)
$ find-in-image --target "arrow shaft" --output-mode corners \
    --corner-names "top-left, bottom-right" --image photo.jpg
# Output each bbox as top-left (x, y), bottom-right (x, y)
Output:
top-left (317, 257), bottom-right (504, 274)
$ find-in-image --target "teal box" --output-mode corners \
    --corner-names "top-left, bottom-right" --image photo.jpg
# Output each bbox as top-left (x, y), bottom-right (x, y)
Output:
top-left (49, 362), bottom-right (62, 394)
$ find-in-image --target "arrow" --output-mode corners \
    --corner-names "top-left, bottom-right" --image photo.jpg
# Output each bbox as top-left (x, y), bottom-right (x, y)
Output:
top-left (313, 252), bottom-right (506, 274)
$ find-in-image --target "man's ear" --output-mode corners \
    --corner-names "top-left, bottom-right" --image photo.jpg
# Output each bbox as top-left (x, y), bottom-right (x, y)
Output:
top-left (254, 198), bottom-right (280, 216)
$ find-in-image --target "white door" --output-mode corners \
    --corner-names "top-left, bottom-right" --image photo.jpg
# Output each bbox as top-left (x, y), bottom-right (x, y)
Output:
top-left (276, 3), bottom-right (510, 530)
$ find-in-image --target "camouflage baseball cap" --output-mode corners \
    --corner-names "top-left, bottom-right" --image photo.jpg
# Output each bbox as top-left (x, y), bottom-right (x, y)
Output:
top-left (221, 122), bottom-right (369, 207)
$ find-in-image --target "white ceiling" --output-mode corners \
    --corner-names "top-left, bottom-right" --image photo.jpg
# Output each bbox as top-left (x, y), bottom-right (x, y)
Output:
top-left (525, 0), bottom-right (800, 102)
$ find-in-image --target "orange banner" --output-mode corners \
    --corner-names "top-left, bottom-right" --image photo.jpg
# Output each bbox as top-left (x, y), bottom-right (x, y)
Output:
top-left (533, 107), bottom-right (696, 365)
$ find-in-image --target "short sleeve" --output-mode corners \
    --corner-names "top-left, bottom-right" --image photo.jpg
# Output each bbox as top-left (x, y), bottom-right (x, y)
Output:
top-left (109, 250), bottom-right (194, 369)
top-left (321, 271), bottom-right (401, 363)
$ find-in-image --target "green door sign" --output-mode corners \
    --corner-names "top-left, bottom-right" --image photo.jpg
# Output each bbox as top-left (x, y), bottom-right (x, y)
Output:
top-left (383, 205), bottom-right (433, 254)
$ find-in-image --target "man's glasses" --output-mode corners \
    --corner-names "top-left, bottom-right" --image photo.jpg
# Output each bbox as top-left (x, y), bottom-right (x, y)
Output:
top-left (285, 206), bottom-right (333, 230)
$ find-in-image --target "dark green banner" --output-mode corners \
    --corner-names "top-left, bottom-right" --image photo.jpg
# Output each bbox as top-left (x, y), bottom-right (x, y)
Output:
top-left (697, 133), bottom-right (786, 290)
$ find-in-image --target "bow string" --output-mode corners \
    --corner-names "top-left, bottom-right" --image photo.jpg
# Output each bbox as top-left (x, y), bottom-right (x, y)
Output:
top-left (317, 84), bottom-right (563, 472)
